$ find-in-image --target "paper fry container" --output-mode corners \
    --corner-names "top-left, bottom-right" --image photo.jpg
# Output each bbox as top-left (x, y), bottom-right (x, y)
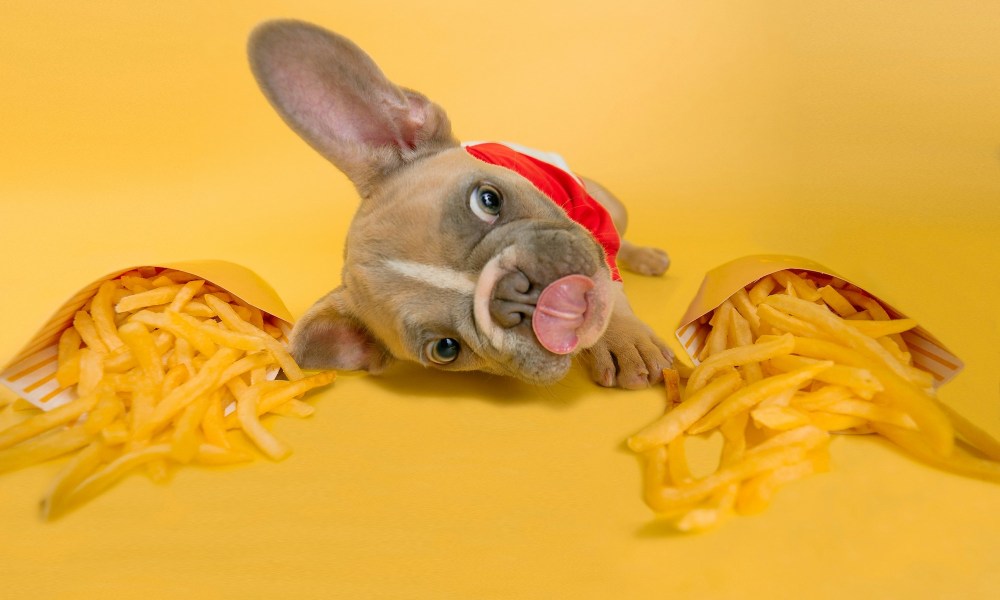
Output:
top-left (0, 260), bottom-right (294, 411)
top-left (674, 255), bottom-right (964, 387)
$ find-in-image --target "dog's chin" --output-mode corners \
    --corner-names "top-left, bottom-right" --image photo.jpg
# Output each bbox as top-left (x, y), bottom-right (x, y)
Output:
top-left (497, 351), bottom-right (573, 386)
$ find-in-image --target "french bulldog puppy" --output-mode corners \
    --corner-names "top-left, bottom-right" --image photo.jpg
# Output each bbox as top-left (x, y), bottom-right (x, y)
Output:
top-left (248, 20), bottom-right (673, 389)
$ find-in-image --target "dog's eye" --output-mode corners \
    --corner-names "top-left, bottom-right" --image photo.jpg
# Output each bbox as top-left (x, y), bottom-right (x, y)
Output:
top-left (426, 338), bottom-right (461, 364)
top-left (470, 184), bottom-right (503, 223)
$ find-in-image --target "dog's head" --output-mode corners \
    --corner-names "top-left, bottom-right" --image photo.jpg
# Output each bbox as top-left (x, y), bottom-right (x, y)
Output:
top-left (249, 20), bottom-right (616, 384)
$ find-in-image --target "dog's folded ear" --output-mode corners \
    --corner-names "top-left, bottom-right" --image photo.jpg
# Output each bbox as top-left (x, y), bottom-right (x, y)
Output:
top-left (288, 287), bottom-right (394, 373)
top-left (248, 20), bottom-right (457, 195)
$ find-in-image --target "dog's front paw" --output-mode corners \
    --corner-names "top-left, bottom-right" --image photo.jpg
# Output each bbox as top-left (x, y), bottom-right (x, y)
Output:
top-left (578, 316), bottom-right (674, 390)
top-left (618, 242), bottom-right (671, 276)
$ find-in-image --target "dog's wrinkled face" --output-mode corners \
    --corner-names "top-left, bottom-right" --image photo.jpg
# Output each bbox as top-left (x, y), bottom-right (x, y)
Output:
top-left (249, 20), bottom-right (614, 384)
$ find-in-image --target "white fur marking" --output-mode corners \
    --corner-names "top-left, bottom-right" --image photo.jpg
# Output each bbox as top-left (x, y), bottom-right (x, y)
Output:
top-left (385, 259), bottom-right (476, 296)
top-left (472, 246), bottom-right (521, 352)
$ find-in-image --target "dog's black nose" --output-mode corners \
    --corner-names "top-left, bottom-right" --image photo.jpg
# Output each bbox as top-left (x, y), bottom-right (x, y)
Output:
top-left (490, 270), bottom-right (539, 328)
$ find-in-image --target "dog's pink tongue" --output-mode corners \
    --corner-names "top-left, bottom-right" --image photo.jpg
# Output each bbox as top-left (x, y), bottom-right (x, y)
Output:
top-left (532, 275), bottom-right (594, 355)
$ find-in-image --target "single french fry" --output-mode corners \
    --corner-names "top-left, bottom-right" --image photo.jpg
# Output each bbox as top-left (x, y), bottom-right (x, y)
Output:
top-left (627, 371), bottom-right (743, 452)
top-left (719, 411), bottom-right (749, 466)
top-left (792, 384), bottom-right (855, 411)
top-left (76, 348), bottom-right (105, 398)
top-left (62, 444), bottom-right (174, 511)
top-left (808, 411), bottom-right (869, 432)
top-left (169, 336), bottom-right (194, 372)
top-left (746, 425), bottom-right (829, 455)
top-left (747, 275), bottom-right (777, 305)
top-left (56, 349), bottom-right (82, 388)
top-left (218, 352), bottom-right (276, 386)
top-left (55, 327), bottom-right (83, 387)
top-left (40, 441), bottom-right (104, 520)
top-left (675, 482), bottom-right (738, 532)
top-left (231, 305), bottom-right (253, 323)
top-left (200, 391), bottom-right (231, 449)
top-left (757, 304), bottom-right (825, 339)
top-left (846, 318), bottom-right (918, 338)
top-left (73, 311), bottom-right (108, 355)
top-left (114, 284), bottom-right (184, 313)
top-left (0, 426), bottom-right (94, 474)
top-left (91, 281), bottom-right (126, 352)
top-left (268, 399), bottom-right (316, 419)
top-left (0, 392), bottom-right (100, 451)
top-left (100, 421), bottom-right (129, 446)
top-left (937, 403), bottom-right (1000, 461)
top-left (666, 436), bottom-right (692, 484)
top-left (229, 381), bottom-right (291, 461)
top-left (171, 394), bottom-right (211, 463)
top-left (641, 447), bottom-right (687, 515)
top-left (820, 398), bottom-right (916, 430)
top-left (728, 310), bottom-right (763, 383)
top-left (818, 285), bottom-right (857, 318)
top-left (158, 269), bottom-right (202, 284)
top-left (751, 405), bottom-right (812, 430)
top-left (194, 444), bottom-right (253, 466)
top-left (182, 301), bottom-right (215, 318)
top-left (756, 388), bottom-right (797, 409)
top-left (256, 371), bottom-right (337, 416)
top-left (117, 321), bottom-right (165, 385)
top-left (873, 423), bottom-right (1000, 484)
top-left (121, 275), bottom-right (153, 293)
top-left (699, 301), bottom-right (733, 361)
top-left (144, 459), bottom-right (171, 484)
top-left (662, 368), bottom-right (681, 408)
top-left (243, 304), bottom-right (266, 330)
top-left (729, 288), bottom-right (761, 337)
top-left (167, 279), bottom-right (206, 313)
top-left (160, 364), bottom-right (189, 398)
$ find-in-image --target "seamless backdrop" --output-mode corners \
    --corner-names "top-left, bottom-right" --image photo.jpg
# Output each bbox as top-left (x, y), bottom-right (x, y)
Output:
top-left (2, 2), bottom-right (999, 598)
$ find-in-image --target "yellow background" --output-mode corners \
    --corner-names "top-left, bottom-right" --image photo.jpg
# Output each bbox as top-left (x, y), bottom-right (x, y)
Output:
top-left (2, 1), bottom-right (999, 598)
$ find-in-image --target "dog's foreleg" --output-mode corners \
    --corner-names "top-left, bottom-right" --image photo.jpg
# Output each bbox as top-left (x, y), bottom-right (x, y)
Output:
top-left (581, 176), bottom-right (670, 276)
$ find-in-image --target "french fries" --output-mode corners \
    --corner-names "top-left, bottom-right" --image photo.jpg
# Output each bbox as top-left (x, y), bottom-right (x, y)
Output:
top-left (0, 268), bottom-right (335, 519)
top-left (631, 269), bottom-right (1000, 532)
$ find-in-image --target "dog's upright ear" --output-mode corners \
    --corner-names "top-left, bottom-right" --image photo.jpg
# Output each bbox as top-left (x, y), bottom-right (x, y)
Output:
top-left (288, 287), bottom-right (394, 373)
top-left (248, 20), bottom-right (457, 196)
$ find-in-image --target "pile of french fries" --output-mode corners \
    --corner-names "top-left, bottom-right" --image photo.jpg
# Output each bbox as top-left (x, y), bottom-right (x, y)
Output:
top-left (629, 270), bottom-right (1000, 532)
top-left (0, 268), bottom-right (335, 519)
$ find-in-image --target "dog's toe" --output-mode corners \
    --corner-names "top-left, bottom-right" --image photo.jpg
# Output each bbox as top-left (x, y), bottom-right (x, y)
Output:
top-left (584, 346), bottom-right (618, 387)
top-left (579, 330), bottom-right (674, 390)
